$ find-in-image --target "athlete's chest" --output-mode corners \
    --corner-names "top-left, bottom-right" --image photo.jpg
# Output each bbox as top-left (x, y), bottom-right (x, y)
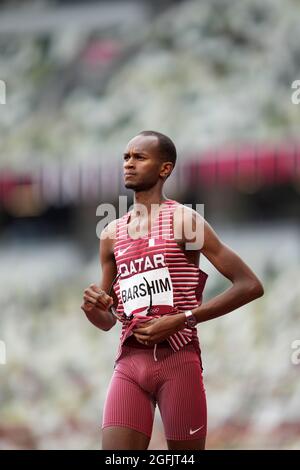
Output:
top-left (126, 217), bottom-right (154, 239)
top-left (113, 205), bottom-right (201, 267)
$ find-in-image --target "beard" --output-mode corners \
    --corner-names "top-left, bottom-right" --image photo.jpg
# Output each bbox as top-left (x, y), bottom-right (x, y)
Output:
top-left (124, 179), bottom-right (155, 192)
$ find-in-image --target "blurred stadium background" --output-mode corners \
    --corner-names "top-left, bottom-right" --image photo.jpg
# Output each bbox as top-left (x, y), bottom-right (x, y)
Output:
top-left (0, 0), bottom-right (300, 450)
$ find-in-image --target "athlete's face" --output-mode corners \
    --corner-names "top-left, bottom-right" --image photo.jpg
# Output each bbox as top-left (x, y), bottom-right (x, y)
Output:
top-left (123, 135), bottom-right (165, 191)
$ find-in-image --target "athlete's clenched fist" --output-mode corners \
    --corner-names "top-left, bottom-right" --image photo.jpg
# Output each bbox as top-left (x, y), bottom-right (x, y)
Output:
top-left (81, 284), bottom-right (113, 313)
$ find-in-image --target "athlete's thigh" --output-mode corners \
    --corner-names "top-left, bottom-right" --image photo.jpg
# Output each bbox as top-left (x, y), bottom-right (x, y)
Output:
top-left (102, 366), bottom-right (155, 449)
top-left (102, 426), bottom-right (151, 450)
top-left (157, 349), bottom-right (207, 444)
top-left (167, 436), bottom-right (206, 450)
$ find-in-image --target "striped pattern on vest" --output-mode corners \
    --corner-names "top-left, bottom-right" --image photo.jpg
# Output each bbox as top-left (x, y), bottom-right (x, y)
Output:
top-left (113, 199), bottom-right (208, 356)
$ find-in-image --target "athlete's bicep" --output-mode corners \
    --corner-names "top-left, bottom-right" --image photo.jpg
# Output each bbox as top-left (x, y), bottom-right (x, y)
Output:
top-left (201, 220), bottom-right (261, 285)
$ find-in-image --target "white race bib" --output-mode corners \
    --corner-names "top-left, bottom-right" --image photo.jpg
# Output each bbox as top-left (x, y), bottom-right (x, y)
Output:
top-left (119, 267), bottom-right (173, 317)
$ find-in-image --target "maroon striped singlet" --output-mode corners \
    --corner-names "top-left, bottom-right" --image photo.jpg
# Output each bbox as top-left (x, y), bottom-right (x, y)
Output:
top-left (112, 199), bottom-right (208, 362)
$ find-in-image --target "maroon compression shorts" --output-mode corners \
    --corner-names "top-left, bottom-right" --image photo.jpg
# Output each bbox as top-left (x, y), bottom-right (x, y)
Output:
top-left (102, 340), bottom-right (207, 441)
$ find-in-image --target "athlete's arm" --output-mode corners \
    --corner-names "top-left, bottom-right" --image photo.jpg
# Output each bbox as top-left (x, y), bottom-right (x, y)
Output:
top-left (178, 208), bottom-right (264, 325)
top-left (133, 207), bottom-right (264, 345)
top-left (81, 221), bottom-right (118, 331)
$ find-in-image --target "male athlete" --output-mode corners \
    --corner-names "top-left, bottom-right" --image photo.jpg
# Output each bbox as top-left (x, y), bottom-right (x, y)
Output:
top-left (81, 130), bottom-right (264, 450)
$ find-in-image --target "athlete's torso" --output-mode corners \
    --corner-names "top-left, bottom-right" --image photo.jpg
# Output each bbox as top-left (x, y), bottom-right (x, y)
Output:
top-left (111, 199), bottom-right (208, 358)
top-left (111, 200), bottom-right (200, 266)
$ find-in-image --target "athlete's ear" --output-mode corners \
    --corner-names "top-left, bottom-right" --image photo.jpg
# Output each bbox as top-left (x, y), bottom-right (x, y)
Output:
top-left (160, 162), bottom-right (173, 179)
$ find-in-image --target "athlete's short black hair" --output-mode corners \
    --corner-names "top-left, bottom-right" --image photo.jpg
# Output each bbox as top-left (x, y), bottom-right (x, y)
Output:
top-left (138, 130), bottom-right (177, 169)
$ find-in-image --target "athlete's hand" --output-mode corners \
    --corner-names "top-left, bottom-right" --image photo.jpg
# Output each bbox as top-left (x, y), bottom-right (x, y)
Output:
top-left (81, 284), bottom-right (113, 313)
top-left (132, 313), bottom-right (185, 345)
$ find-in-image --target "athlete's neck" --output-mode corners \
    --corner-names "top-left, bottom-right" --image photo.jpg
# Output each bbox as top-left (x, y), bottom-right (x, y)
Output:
top-left (132, 191), bottom-right (168, 215)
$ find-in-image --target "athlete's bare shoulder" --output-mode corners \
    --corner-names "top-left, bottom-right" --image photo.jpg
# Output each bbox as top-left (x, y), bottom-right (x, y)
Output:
top-left (100, 219), bottom-right (117, 240)
top-left (173, 202), bottom-right (204, 221)
top-left (99, 218), bottom-right (119, 257)
top-left (172, 202), bottom-right (205, 250)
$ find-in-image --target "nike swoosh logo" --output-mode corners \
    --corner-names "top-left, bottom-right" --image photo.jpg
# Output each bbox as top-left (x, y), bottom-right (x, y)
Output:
top-left (189, 425), bottom-right (204, 435)
top-left (118, 244), bottom-right (133, 257)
